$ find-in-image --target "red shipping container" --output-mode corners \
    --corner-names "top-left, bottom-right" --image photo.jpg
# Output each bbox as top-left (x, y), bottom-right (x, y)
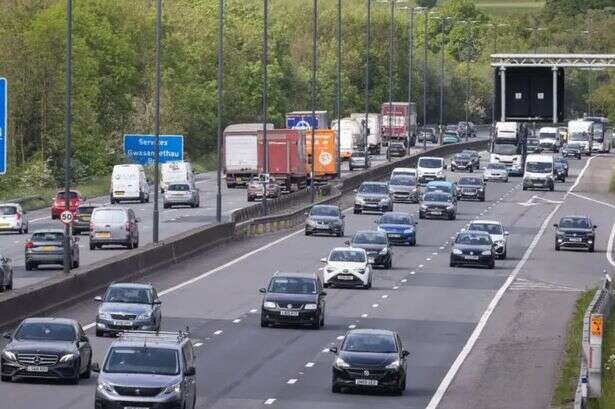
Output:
top-left (257, 129), bottom-right (308, 192)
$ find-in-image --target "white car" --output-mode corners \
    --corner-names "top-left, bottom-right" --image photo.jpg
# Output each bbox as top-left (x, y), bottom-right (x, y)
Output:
top-left (483, 163), bottom-right (509, 183)
top-left (467, 220), bottom-right (509, 259)
top-left (0, 203), bottom-right (29, 234)
top-left (320, 247), bottom-right (372, 289)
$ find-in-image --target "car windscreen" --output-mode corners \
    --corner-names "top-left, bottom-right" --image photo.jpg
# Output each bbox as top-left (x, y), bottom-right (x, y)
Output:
top-left (15, 323), bottom-right (76, 342)
top-left (379, 213), bottom-right (412, 225)
top-left (493, 144), bottom-right (518, 155)
top-left (390, 143), bottom-right (404, 149)
top-left (559, 217), bottom-right (590, 229)
top-left (527, 139), bottom-right (539, 146)
top-left (418, 158), bottom-right (442, 168)
top-left (168, 184), bottom-right (190, 191)
top-left (93, 209), bottom-right (126, 224)
top-left (104, 347), bottom-right (179, 376)
top-left (454, 154), bottom-right (470, 160)
top-left (56, 192), bottom-right (79, 200)
top-left (540, 132), bottom-right (557, 139)
top-left (426, 184), bottom-right (451, 193)
top-left (358, 183), bottom-right (388, 194)
top-left (444, 132), bottom-right (458, 138)
top-left (423, 192), bottom-right (450, 202)
top-left (570, 132), bottom-right (589, 141)
top-left (310, 206), bottom-right (339, 217)
top-left (486, 163), bottom-right (506, 170)
top-left (329, 250), bottom-right (366, 263)
top-left (458, 177), bottom-right (481, 186)
top-left (456, 233), bottom-right (492, 245)
top-left (526, 162), bottom-right (553, 173)
top-left (389, 176), bottom-right (416, 186)
top-left (468, 223), bottom-right (503, 235)
top-left (352, 232), bottom-right (387, 245)
top-left (342, 333), bottom-right (397, 353)
top-left (104, 287), bottom-right (153, 304)
top-left (32, 232), bottom-right (64, 242)
top-left (0, 206), bottom-right (17, 215)
top-left (268, 277), bottom-right (317, 294)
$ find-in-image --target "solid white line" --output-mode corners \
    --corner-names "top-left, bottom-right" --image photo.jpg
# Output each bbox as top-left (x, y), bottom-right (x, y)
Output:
top-left (393, 286), bottom-right (399, 290)
top-left (569, 192), bottom-right (615, 209)
top-left (30, 216), bottom-right (50, 223)
top-left (371, 303), bottom-right (379, 308)
top-left (425, 155), bottom-right (598, 409)
top-left (607, 221), bottom-right (615, 268)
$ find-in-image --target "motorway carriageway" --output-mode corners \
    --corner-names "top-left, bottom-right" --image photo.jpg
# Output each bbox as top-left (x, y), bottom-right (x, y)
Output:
top-left (2, 139), bottom-right (449, 290)
top-left (2, 148), bottom-right (613, 409)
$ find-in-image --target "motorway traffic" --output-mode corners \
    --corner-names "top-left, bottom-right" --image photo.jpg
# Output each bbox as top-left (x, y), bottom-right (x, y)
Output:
top-left (1, 134), bottom-right (613, 408)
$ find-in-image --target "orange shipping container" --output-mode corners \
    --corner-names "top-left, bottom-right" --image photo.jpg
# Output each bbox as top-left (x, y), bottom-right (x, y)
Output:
top-left (305, 129), bottom-right (338, 180)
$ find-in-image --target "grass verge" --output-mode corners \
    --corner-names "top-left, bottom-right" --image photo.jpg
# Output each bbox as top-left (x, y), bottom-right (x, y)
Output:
top-left (552, 290), bottom-right (595, 407)
top-left (590, 305), bottom-right (615, 408)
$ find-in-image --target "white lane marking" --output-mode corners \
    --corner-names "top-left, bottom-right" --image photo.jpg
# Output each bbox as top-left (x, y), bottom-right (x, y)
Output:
top-left (371, 303), bottom-right (379, 308)
top-left (287, 379), bottom-right (298, 384)
top-left (250, 309), bottom-right (258, 313)
top-left (608, 221), bottom-right (615, 267)
top-left (439, 246), bottom-right (445, 250)
top-left (381, 295), bottom-right (388, 299)
top-left (426, 155), bottom-right (598, 409)
top-left (194, 342), bottom-right (203, 347)
top-left (30, 216), bottom-right (50, 223)
top-left (361, 313), bottom-right (368, 318)
top-left (213, 330), bottom-right (223, 335)
top-left (393, 286), bottom-right (399, 290)
top-left (410, 271), bottom-right (416, 275)
top-left (305, 362), bottom-right (314, 368)
top-left (232, 319), bottom-right (241, 324)
top-left (348, 324), bottom-right (357, 329)
top-left (336, 335), bottom-right (344, 340)
top-left (426, 258), bottom-right (432, 261)
top-left (264, 398), bottom-right (276, 405)
top-left (432, 252), bottom-right (438, 255)
top-left (402, 278), bottom-right (408, 282)
top-left (569, 192), bottom-right (615, 209)
top-left (418, 264), bottom-right (424, 268)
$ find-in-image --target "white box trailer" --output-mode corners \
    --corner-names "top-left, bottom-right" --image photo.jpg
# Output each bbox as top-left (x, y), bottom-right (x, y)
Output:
top-left (350, 113), bottom-right (382, 154)
top-left (223, 123), bottom-right (274, 188)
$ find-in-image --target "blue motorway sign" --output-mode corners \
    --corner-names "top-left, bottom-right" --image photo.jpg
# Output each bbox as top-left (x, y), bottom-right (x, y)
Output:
top-left (123, 134), bottom-right (183, 166)
top-left (286, 114), bottom-right (319, 130)
top-left (0, 78), bottom-right (7, 174)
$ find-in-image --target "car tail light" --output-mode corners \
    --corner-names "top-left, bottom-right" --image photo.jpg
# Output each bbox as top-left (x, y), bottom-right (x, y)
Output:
top-left (25, 241), bottom-right (33, 249)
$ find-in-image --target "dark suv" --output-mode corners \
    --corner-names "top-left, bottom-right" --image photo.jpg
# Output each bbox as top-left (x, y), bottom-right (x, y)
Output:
top-left (305, 205), bottom-right (345, 237)
top-left (554, 216), bottom-right (597, 252)
top-left (95, 283), bottom-right (162, 337)
top-left (94, 330), bottom-right (197, 409)
top-left (457, 176), bottom-right (486, 201)
top-left (259, 272), bottom-right (326, 329)
top-left (1, 318), bottom-right (92, 384)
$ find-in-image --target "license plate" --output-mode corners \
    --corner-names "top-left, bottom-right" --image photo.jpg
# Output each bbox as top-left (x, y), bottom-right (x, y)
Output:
top-left (280, 310), bottom-right (299, 317)
top-left (115, 191), bottom-right (124, 195)
top-left (80, 216), bottom-right (90, 221)
top-left (389, 234), bottom-right (401, 238)
top-left (96, 232), bottom-right (111, 239)
top-left (0, 223), bottom-right (9, 227)
top-left (113, 320), bottom-right (133, 327)
top-left (465, 255), bottom-right (479, 260)
top-left (41, 246), bottom-right (55, 251)
top-left (569, 237), bottom-right (583, 242)
top-left (26, 366), bottom-right (49, 373)
top-left (125, 407), bottom-right (149, 409)
top-left (355, 379), bottom-right (378, 386)
top-left (463, 191), bottom-right (475, 195)
top-left (430, 211), bottom-right (442, 215)
top-left (337, 275), bottom-right (354, 280)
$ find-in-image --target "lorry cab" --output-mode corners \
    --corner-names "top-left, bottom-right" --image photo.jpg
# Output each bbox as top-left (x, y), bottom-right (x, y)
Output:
top-left (523, 154), bottom-right (555, 191)
top-left (538, 127), bottom-right (560, 152)
top-left (110, 164), bottom-right (150, 204)
top-left (567, 120), bottom-right (594, 155)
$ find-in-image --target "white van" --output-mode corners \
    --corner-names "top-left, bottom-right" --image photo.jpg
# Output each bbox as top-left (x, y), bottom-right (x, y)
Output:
top-left (417, 157), bottom-right (445, 184)
top-left (161, 161), bottom-right (194, 193)
top-left (538, 127), bottom-right (561, 152)
top-left (111, 164), bottom-right (150, 204)
top-left (523, 154), bottom-right (554, 191)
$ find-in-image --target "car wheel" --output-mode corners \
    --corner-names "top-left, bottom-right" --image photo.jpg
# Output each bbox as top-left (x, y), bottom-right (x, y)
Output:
top-left (336, 230), bottom-right (343, 237)
top-left (96, 328), bottom-right (104, 337)
top-left (163, 203), bottom-right (170, 209)
top-left (522, 186), bottom-right (527, 191)
top-left (331, 382), bottom-right (341, 393)
top-left (469, 168), bottom-right (473, 173)
top-left (320, 311), bottom-right (325, 327)
top-left (7, 278), bottom-right (12, 290)
top-left (72, 259), bottom-right (79, 269)
top-left (410, 238), bottom-right (416, 246)
top-left (488, 260), bottom-right (495, 269)
top-left (323, 282), bottom-right (330, 288)
top-left (69, 362), bottom-right (80, 385)
top-left (550, 183), bottom-right (555, 192)
top-left (260, 316), bottom-right (269, 328)
top-left (451, 167), bottom-right (455, 172)
top-left (353, 209), bottom-right (361, 214)
top-left (89, 242), bottom-right (95, 250)
top-left (480, 196), bottom-right (485, 202)
top-left (25, 261), bottom-right (32, 271)
top-left (450, 213), bottom-right (456, 220)
top-left (81, 358), bottom-right (91, 379)
top-left (589, 244), bottom-right (595, 252)
top-left (1, 375), bottom-right (11, 382)
top-left (419, 212), bottom-right (424, 219)
top-left (127, 240), bottom-right (134, 250)
top-left (305, 229), bottom-right (311, 236)
top-left (312, 315), bottom-right (321, 330)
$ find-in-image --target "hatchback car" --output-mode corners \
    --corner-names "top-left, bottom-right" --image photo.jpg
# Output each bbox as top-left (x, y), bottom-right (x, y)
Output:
top-left (89, 207), bottom-right (139, 250)
top-left (330, 329), bottom-right (409, 395)
top-left (554, 216), bottom-right (596, 252)
top-left (442, 131), bottom-right (460, 144)
top-left (467, 220), bottom-right (509, 259)
top-left (419, 192), bottom-right (456, 220)
top-left (484, 163), bottom-right (509, 183)
top-left (0, 255), bottom-right (13, 291)
top-left (259, 272), bottom-right (326, 329)
top-left (247, 174), bottom-right (281, 201)
top-left (376, 212), bottom-right (417, 246)
top-left (388, 142), bottom-right (406, 157)
top-left (554, 161), bottom-right (567, 182)
top-left (163, 183), bottom-right (200, 208)
top-left (461, 150), bottom-right (481, 169)
top-left (554, 156), bottom-right (569, 177)
top-left (526, 138), bottom-right (543, 154)
top-left (388, 175), bottom-right (419, 203)
top-left (350, 230), bottom-right (392, 269)
top-left (305, 204), bottom-right (345, 237)
top-left (321, 247), bottom-right (372, 289)
top-left (417, 127), bottom-right (437, 143)
top-left (51, 190), bottom-right (84, 220)
top-left (25, 229), bottom-right (79, 270)
top-left (450, 231), bottom-right (495, 268)
top-left (0, 203), bottom-right (28, 234)
top-left (424, 181), bottom-right (458, 201)
top-left (354, 182), bottom-right (393, 214)
top-left (72, 204), bottom-right (98, 234)
top-left (457, 176), bottom-right (486, 201)
top-left (1, 318), bottom-right (92, 384)
top-left (349, 150), bottom-right (370, 170)
top-left (94, 283), bottom-right (162, 337)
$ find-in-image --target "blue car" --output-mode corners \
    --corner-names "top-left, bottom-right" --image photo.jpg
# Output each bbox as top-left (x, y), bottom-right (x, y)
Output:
top-left (375, 211), bottom-right (417, 246)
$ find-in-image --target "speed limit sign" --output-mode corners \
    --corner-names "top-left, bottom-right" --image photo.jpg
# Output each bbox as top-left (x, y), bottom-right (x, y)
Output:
top-left (60, 210), bottom-right (74, 225)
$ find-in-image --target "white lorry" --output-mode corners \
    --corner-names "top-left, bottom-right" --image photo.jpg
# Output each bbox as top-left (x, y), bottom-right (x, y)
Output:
top-left (350, 113), bottom-right (382, 154)
top-left (332, 118), bottom-right (364, 160)
top-left (567, 120), bottom-right (594, 155)
top-left (223, 123), bottom-right (274, 188)
top-left (161, 161), bottom-right (194, 193)
top-left (490, 122), bottom-right (525, 176)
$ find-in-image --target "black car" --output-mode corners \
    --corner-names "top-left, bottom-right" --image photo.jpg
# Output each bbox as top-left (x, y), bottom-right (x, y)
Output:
top-left (419, 192), bottom-right (456, 220)
top-left (457, 176), bottom-right (486, 201)
top-left (350, 230), bottom-right (392, 269)
top-left (554, 216), bottom-right (597, 252)
top-left (259, 272), bottom-right (326, 329)
top-left (554, 161), bottom-right (566, 182)
top-left (526, 138), bottom-right (543, 154)
top-left (388, 142), bottom-right (406, 157)
top-left (330, 329), bottom-right (408, 395)
top-left (450, 231), bottom-right (495, 269)
top-left (450, 153), bottom-right (474, 172)
top-left (461, 150), bottom-right (481, 169)
top-left (73, 203), bottom-right (98, 234)
top-left (561, 144), bottom-right (582, 159)
top-left (554, 156), bottom-right (569, 177)
top-left (305, 204), bottom-right (345, 237)
top-left (1, 318), bottom-right (92, 384)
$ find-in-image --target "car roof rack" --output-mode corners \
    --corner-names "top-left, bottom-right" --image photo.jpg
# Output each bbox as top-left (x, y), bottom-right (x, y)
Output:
top-left (117, 328), bottom-right (190, 344)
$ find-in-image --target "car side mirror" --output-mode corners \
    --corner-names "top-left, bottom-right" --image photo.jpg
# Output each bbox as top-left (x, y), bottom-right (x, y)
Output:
top-left (184, 366), bottom-right (196, 376)
top-left (320, 291), bottom-right (327, 296)
top-left (3, 332), bottom-right (11, 340)
top-left (329, 346), bottom-right (338, 354)
top-left (443, 164), bottom-right (448, 169)
top-left (258, 288), bottom-right (267, 294)
top-left (91, 362), bottom-right (100, 373)
top-left (553, 223), bottom-right (558, 228)
top-left (340, 214), bottom-right (345, 219)
top-left (402, 350), bottom-right (410, 358)
top-left (94, 296), bottom-right (103, 302)
top-left (344, 240), bottom-right (350, 246)
top-left (320, 258), bottom-right (327, 263)
top-left (304, 212), bottom-right (309, 216)
top-left (80, 335), bottom-right (89, 343)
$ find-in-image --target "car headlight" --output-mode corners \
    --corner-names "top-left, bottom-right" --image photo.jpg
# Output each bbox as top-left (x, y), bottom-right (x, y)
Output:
top-left (355, 197), bottom-right (365, 204)
top-left (436, 170), bottom-right (444, 176)
top-left (356, 268), bottom-right (366, 274)
top-left (420, 204), bottom-right (428, 210)
top-left (306, 219), bottom-right (318, 227)
top-left (97, 381), bottom-right (115, 394)
top-left (380, 198), bottom-right (390, 204)
top-left (379, 248), bottom-right (388, 255)
top-left (385, 359), bottom-right (401, 369)
top-left (304, 303), bottom-right (318, 310)
top-left (59, 353), bottom-right (76, 363)
top-left (98, 312), bottom-right (112, 320)
top-left (333, 220), bottom-right (343, 226)
top-left (162, 381), bottom-right (182, 395)
top-left (377, 226), bottom-right (385, 232)
top-left (452, 248), bottom-right (462, 255)
top-left (137, 311), bottom-right (152, 320)
top-left (335, 357), bottom-right (351, 369)
top-left (496, 240), bottom-right (505, 246)
top-left (404, 228), bottom-right (414, 234)
top-left (325, 267), bottom-right (335, 273)
top-left (263, 301), bottom-right (277, 309)
top-left (481, 250), bottom-right (492, 256)
top-left (446, 205), bottom-right (454, 210)
top-left (2, 350), bottom-right (16, 361)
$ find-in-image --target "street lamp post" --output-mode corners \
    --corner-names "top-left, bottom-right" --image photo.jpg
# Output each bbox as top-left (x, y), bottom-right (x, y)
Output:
top-left (63, 0), bottom-right (72, 274)
top-left (486, 23), bottom-right (507, 127)
top-left (153, 0), bottom-right (161, 244)
top-left (432, 16), bottom-right (451, 143)
top-left (364, 0), bottom-right (371, 162)
top-left (387, 0), bottom-right (394, 162)
top-left (336, 0), bottom-right (342, 178)
top-left (422, 12), bottom-right (433, 151)
top-left (311, 0), bottom-right (317, 203)
top-left (526, 27), bottom-right (546, 54)
top-left (457, 19), bottom-right (478, 142)
top-left (216, 0), bottom-right (224, 223)
top-left (262, 0), bottom-right (269, 215)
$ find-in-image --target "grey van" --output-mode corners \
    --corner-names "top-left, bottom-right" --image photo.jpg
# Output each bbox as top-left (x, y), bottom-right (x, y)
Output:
top-left (93, 330), bottom-right (196, 409)
top-left (89, 207), bottom-right (139, 250)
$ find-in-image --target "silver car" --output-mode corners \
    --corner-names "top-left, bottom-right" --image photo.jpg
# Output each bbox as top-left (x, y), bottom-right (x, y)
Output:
top-left (484, 162), bottom-right (509, 183)
top-left (0, 203), bottom-right (28, 234)
top-left (163, 183), bottom-right (200, 208)
top-left (349, 151), bottom-right (370, 170)
top-left (89, 207), bottom-right (139, 250)
top-left (389, 175), bottom-right (419, 203)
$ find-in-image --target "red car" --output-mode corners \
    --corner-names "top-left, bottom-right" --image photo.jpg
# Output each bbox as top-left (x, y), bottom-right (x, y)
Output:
top-left (51, 190), bottom-right (84, 220)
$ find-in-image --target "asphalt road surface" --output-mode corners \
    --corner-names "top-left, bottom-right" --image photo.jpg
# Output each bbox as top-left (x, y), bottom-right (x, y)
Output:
top-left (3, 145), bottom-right (608, 409)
